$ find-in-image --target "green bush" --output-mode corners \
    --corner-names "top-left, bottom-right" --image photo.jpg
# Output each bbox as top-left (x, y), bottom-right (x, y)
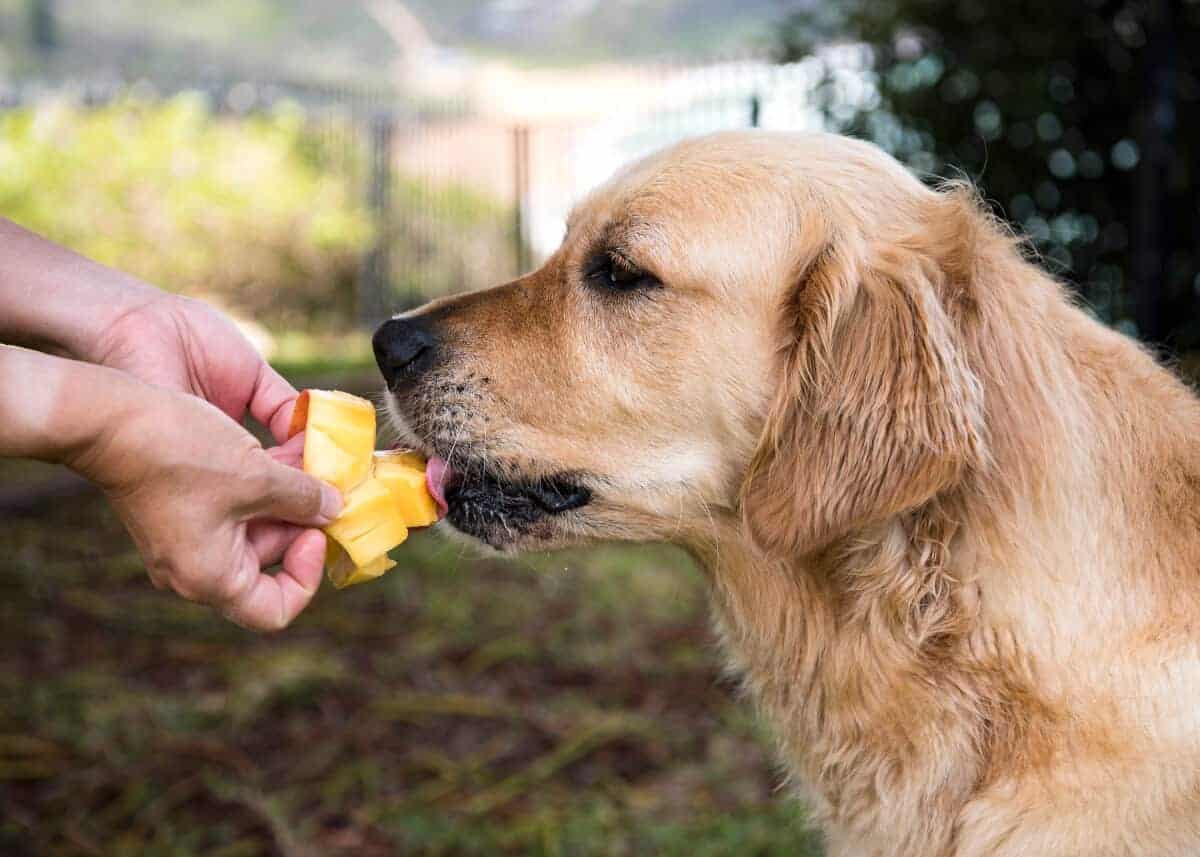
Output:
top-left (0, 94), bottom-right (372, 329)
top-left (387, 174), bottom-right (518, 308)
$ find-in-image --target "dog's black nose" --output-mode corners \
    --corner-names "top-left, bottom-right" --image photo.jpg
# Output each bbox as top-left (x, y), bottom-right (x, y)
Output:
top-left (373, 317), bottom-right (438, 390)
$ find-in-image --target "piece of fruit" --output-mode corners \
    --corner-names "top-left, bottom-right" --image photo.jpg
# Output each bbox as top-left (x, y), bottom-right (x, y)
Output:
top-left (288, 389), bottom-right (441, 588)
top-left (325, 539), bottom-right (397, 590)
top-left (288, 389), bottom-right (375, 494)
top-left (374, 450), bottom-right (440, 528)
top-left (324, 477), bottom-right (410, 567)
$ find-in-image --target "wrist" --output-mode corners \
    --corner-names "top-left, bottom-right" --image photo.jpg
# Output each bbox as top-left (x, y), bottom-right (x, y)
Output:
top-left (0, 218), bottom-right (164, 359)
top-left (56, 362), bottom-right (177, 494)
top-left (85, 285), bottom-right (178, 366)
top-left (0, 344), bottom-right (148, 474)
top-left (51, 263), bottom-right (167, 365)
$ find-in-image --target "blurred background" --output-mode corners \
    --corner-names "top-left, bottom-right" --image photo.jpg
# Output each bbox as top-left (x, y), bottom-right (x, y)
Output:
top-left (1, 1), bottom-right (1197, 854)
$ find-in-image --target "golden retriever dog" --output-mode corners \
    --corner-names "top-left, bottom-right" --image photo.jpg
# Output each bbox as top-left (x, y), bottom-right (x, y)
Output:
top-left (373, 131), bottom-right (1200, 856)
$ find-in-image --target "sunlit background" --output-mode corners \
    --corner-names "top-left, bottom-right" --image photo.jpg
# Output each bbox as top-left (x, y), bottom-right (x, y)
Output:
top-left (2, 2), bottom-right (1198, 854)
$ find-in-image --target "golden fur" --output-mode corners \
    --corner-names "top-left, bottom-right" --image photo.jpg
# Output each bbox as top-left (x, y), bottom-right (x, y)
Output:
top-left (385, 131), bottom-right (1200, 856)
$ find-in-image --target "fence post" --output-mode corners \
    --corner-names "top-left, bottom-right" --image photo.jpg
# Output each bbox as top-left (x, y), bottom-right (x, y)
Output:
top-left (360, 112), bottom-right (395, 327)
top-left (512, 124), bottom-right (531, 276)
top-left (28, 0), bottom-right (58, 55)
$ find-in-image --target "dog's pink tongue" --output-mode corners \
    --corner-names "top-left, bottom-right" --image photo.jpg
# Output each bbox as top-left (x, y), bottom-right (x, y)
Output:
top-left (426, 456), bottom-right (450, 517)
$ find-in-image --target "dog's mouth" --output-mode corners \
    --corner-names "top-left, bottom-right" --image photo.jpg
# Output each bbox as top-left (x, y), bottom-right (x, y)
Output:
top-left (425, 454), bottom-right (592, 550)
top-left (384, 380), bottom-right (593, 550)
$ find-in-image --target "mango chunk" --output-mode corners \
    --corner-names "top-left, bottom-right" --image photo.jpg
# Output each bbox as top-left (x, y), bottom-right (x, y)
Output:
top-left (289, 389), bottom-right (375, 494)
top-left (324, 478), bottom-right (409, 567)
top-left (325, 542), bottom-right (397, 590)
top-left (289, 389), bottom-right (440, 588)
top-left (374, 450), bottom-right (439, 528)
top-left (300, 428), bottom-right (364, 496)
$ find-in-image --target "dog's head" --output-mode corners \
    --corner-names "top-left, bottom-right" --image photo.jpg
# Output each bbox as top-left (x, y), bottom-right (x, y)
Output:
top-left (377, 131), bottom-right (988, 555)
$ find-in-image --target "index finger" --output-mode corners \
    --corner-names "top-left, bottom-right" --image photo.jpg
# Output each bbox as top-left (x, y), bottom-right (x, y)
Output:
top-left (266, 431), bottom-right (306, 469)
top-left (222, 529), bottom-right (326, 631)
top-left (249, 362), bottom-right (300, 445)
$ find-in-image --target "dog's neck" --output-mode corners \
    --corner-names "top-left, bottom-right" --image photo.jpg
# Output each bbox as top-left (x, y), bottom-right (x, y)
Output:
top-left (682, 359), bottom-right (1101, 853)
top-left (688, 503), bottom-right (1002, 855)
top-left (679, 292), bottom-right (1112, 852)
top-left (682, 289), bottom-right (1200, 855)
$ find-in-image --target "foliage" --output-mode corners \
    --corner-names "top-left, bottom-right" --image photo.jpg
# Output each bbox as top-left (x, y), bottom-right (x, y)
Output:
top-left (0, 369), bottom-right (824, 856)
top-left (27, 0), bottom-right (56, 53)
top-left (0, 94), bottom-right (519, 329)
top-left (778, 0), bottom-right (1200, 347)
top-left (387, 175), bottom-right (517, 310)
top-left (0, 0), bottom-right (400, 84)
top-left (2, 0), bottom-right (779, 78)
top-left (0, 95), bottom-right (373, 329)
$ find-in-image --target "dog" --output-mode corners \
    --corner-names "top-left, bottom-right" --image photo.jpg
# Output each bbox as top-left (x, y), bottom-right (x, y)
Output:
top-left (373, 131), bottom-right (1200, 856)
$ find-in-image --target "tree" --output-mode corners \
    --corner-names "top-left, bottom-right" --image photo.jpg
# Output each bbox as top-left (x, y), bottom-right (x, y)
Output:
top-left (778, 0), bottom-right (1200, 349)
top-left (27, 0), bottom-right (58, 55)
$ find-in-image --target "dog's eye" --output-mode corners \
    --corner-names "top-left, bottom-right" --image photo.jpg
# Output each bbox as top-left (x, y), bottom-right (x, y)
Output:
top-left (585, 251), bottom-right (661, 292)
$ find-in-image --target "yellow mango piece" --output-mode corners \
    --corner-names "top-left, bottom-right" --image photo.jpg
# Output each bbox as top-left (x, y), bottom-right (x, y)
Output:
top-left (374, 450), bottom-right (439, 528)
top-left (325, 541), bottom-right (397, 590)
top-left (290, 389), bottom-right (440, 588)
top-left (289, 389), bottom-right (375, 494)
top-left (300, 429), bottom-right (362, 495)
top-left (324, 477), bottom-right (409, 568)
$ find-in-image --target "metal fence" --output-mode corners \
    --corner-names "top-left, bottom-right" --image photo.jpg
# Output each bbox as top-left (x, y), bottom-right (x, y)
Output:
top-left (4, 53), bottom-right (1194, 346)
top-left (0, 59), bottom-right (824, 327)
top-left (365, 58), bottom-right (825, 320)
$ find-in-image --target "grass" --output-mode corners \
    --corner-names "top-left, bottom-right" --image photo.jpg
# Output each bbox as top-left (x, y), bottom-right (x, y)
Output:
top-left (0, 367), bottom-right (824, 856)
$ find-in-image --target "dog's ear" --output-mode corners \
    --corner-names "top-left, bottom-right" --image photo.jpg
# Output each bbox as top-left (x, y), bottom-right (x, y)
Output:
top-left (741, 194), bottom-right (987, 557)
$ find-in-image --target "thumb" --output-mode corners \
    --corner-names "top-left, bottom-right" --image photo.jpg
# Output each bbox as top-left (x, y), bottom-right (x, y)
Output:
top-left (248, 459), bottom-right (343, 526)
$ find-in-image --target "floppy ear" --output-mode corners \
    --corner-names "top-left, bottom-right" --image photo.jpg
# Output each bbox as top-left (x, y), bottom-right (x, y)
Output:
top-left (741, 209), bottom-right (986, 558)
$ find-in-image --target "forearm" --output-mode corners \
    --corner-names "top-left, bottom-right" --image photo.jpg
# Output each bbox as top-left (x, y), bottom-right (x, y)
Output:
top-left (0, 218), bottom-right (163, 359)
top-left (0, 343), bottom-right (141, 468)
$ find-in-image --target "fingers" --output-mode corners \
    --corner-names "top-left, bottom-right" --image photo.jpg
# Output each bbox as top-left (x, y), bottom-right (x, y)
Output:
top-left (221, 529), bottom-right (327, 631)
top-left (248, 362), bottom-right (300, 444)
top-left (248, 520), bottom-right (304, 567)
top-left (246, 459), bottom-right (342, 527)
top-left (266, 431), bottom-right (306, 469)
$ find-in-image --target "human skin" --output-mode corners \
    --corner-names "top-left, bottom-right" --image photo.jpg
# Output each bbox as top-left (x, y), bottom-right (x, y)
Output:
top-left (0, 219), bottom-right (342, 630)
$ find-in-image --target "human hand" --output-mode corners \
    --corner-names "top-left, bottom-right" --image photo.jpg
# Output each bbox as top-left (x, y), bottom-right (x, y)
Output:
top-left (0, 218), bottom-right (292, 439)
top-left (90, 292), bottom-right (298, 442)
top-left (0, 219), bottom-right (292, 438)
top-left (71, 377), bottom-right (342, 630)
top-left (0, 222), bottom-right (341, 629)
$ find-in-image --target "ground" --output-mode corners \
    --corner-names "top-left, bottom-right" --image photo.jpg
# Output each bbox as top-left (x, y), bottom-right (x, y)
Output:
top-left (0, 366), bottom-right (823, 857)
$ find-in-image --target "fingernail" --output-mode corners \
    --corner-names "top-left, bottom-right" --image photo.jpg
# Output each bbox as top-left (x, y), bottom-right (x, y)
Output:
top-left (320, 485), bottom-right (343, 522)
